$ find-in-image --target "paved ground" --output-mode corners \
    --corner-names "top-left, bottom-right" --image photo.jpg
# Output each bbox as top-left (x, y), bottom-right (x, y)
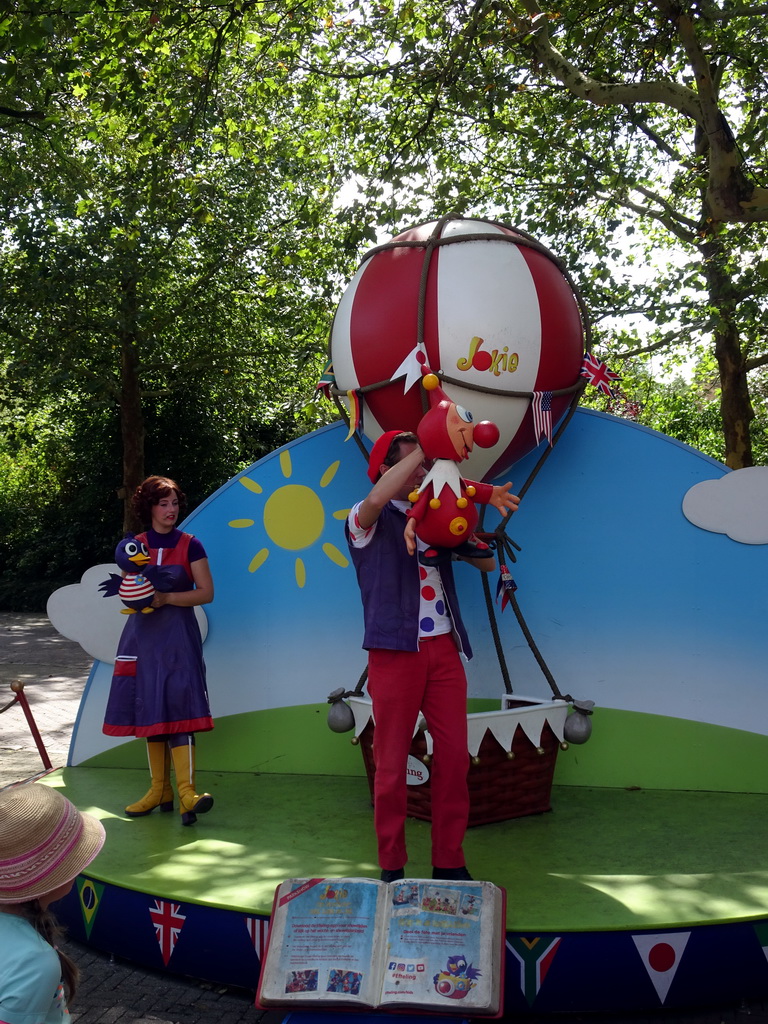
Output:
top-left (0, 612), bottom-right (273, 1024)
top-left (2, 611), bottom-right (768, 1024)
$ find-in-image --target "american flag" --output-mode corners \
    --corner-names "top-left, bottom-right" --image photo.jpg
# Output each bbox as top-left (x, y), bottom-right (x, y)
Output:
top-left (149, 899), bottom-right (186, 966)
top-left (580, 352), bottom-right (620, 396)
top-left (531, 390), bottom-right (553, 446)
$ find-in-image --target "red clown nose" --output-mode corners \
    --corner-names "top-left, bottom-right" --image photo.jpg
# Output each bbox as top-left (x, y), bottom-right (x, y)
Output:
top-left (473, 421), bottom-right (500, 448)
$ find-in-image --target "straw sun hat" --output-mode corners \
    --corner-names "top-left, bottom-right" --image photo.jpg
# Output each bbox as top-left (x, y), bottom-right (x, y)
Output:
top-left (0, 783), bottom-right (105, 904)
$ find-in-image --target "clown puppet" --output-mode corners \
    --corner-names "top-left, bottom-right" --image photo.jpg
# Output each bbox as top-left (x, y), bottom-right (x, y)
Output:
top-left (404, 368), bottom-right (519, 564)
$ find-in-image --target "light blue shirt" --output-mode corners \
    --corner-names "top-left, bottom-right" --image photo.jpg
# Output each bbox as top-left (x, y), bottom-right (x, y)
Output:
top-left (0, 912), bottom-right (68, 1024)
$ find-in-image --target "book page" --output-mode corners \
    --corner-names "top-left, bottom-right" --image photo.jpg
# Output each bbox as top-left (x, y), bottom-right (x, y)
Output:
top-left (257, 877), bottom-right (386, 1008)
top-left (378, 879), bottom-right (503, 1016)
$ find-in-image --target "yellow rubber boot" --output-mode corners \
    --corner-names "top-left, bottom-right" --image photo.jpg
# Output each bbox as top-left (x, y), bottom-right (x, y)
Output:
top-left (125, 741), bottom-right (174, 817)
top-left (170, 739), bottom-right (213, 826)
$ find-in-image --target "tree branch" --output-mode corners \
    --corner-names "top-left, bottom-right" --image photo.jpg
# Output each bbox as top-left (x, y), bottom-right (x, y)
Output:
top-left (0, 105), bottom-right (45, 121)
top-left (511, 2), bottom-right (702, 121)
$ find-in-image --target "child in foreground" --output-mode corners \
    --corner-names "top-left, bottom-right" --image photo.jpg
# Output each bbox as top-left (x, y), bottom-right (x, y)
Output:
top-left (0, 783), bottom-right (106, 1023)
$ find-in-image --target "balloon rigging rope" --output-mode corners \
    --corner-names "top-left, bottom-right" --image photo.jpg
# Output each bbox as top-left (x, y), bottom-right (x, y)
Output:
top-left (343, 383), bottom-right (580, 703)
top-left (332, 213), bottom-right (592, 703)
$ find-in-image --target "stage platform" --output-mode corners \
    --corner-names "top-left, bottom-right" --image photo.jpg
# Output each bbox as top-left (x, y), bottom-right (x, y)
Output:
top-left (46, 767), bottom-right (768, 1014)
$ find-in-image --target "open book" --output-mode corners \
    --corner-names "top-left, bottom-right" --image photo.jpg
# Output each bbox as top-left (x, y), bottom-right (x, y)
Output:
top-left (256, 876), bottom-right (505, 1016)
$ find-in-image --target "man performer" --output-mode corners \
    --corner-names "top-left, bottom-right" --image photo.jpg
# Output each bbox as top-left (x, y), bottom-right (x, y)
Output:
top-left (345, 430), bottom-right (519, 882)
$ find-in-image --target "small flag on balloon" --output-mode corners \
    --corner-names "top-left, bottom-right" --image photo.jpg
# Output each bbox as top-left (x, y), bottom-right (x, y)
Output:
top-left (531, 390), bottom-right (553, 446)
top-left (495, 563), bottom-right (518, 612)
top-left (345, 389), bottom-right (362, 441)
top-left (580, 352), bottom-right (620, 397)
top-left (316, 360), bottom-right (335, 400)
top-left (392, 344), bottom-right (427, 394)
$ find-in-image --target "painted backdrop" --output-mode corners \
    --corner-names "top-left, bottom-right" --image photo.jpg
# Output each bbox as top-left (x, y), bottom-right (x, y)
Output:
top-left (49, 410), bottom-right (768, 795)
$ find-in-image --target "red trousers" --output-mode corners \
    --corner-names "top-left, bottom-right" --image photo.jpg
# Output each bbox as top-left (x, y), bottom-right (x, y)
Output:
top-left (367, 633), bottom-right (470, 870)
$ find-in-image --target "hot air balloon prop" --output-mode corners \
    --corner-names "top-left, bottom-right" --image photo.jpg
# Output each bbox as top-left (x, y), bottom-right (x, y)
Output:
top-left (329, 214), bottom-right (588, 482)
top-left (326, 214), bottom-right (596, 763)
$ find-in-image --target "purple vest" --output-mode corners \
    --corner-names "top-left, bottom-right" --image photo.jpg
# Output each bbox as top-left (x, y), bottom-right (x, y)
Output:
top-left (346, 502), bottom-right (472, 657)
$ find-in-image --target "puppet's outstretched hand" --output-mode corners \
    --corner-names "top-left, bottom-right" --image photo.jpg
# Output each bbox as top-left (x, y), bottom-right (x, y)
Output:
top-left (491, 482), bottom-right (520, 517)
top-left (404, 516), bottom-right (418, 556)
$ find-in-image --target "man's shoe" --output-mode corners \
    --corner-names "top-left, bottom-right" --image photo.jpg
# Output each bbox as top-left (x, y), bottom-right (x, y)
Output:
top-left (432, 866), bottom-right (473, 881)
top-left (380, 867), bottom-right (405, 883)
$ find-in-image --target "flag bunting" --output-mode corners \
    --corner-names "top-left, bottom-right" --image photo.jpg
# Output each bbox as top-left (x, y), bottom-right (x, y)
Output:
top-left (345, 390), bottom-right (362, 441)
top-left (315, 360), bottom-right (335, 400)
top-left (531, 390), bottom-right (553, 446)
top-left (580, 352), bottom-right (620, 396)
top-left (495, 562), bottom-right (518, 612)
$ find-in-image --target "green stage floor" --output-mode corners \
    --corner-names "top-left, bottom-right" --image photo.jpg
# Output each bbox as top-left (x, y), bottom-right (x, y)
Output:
top-left (46, 767), bottom-right (768, 934)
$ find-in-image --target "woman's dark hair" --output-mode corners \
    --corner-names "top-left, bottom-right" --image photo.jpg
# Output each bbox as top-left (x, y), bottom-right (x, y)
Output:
top-left (18, 899), bottom-right (79, 1003)
top-left (132, 475), bottom-right (187, 528)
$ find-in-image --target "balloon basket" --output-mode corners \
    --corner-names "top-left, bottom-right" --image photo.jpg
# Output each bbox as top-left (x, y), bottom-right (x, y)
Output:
top-left (348, 695), bottom-right (569, 827)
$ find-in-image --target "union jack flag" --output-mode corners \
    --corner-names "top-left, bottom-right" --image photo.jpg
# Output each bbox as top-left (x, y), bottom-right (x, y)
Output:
top-left (149, 899), bottom-right (186, 966)
top-left (580, 352), bottom-right (620, 396)
top-left (531, 390), bottom-right (553, 446)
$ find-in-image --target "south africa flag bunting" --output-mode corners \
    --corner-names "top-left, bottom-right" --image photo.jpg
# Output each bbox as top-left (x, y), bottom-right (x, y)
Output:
top-left (507, 935), bottom-right (562, 1005)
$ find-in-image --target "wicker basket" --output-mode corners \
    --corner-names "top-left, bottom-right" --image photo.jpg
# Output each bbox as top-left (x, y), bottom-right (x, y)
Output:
top-left (349, 695), bottom-right (568, 827)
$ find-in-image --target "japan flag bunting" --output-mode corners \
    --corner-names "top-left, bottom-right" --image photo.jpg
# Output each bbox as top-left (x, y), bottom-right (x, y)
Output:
top-left (245, 916), bottom-right (270, 962)
top-left (506, 936), bottom-right (562, 1006)
top-left (632, 932), bottom-right (690, 1004)
top-left (149, 898), bottom-right (186, 966)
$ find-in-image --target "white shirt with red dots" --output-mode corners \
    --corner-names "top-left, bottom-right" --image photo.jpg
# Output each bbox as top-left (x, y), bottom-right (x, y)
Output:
top-left (347, 500), bottom-right (453, 641)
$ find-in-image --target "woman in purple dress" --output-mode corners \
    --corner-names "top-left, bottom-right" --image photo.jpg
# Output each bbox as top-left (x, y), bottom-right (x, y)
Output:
top-left (103, 476), bottom-right (215, 825)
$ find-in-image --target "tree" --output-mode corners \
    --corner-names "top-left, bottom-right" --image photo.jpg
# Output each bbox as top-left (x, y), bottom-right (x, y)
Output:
top-left (312, 0), bottom-right (768, 467)
top-left (0, 2), bottom-right (355, 530)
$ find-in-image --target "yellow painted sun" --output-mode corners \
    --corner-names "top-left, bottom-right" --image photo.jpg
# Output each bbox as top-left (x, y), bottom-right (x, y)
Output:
top-left (228, 451), bottom-right (350, 588)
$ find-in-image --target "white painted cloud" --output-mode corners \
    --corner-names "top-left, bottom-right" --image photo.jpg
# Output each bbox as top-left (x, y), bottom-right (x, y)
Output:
top-left (682, 467), bottom-right (768, 544)
top-left (46, 563), bottom-right (208, 664)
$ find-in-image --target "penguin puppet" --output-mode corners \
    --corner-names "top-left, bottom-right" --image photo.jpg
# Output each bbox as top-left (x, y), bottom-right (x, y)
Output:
top-left (404, 366), bottom-right (519, 565)
top-left (99, 535), bottom-right (175, 614)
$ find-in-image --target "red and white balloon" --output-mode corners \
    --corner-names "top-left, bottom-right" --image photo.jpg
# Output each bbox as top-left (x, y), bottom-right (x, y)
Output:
top-left (331, 217), bottom-right (585, 481)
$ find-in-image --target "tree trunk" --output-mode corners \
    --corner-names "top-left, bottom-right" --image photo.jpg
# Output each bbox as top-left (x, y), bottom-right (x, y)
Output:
top-left (119, 272), bottom-right (145, 532)
top-left (699, 234), bottom-right (753, 469)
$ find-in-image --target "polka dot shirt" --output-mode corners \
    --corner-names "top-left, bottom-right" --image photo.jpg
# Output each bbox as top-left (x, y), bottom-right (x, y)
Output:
top-left (348, 500), bottom-right (453, 641)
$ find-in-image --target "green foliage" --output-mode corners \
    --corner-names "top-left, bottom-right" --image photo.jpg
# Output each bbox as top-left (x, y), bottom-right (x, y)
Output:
top-left (0, 1), bottom-right (357, 607)
top-left (3, 0), bottom-right (768, 606)
top-left (0, 394), bottom-right (119, 609)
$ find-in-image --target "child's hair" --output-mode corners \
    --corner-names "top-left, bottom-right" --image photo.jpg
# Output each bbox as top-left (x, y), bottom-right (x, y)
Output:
top-left (132, 475), bottom-right (188, 527)
top-left (15, 899), bottom-right (79, 1002)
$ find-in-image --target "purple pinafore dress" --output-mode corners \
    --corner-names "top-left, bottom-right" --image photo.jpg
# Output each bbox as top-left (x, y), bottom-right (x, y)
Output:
top-left (102, 529), bottom-right (213, 737)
